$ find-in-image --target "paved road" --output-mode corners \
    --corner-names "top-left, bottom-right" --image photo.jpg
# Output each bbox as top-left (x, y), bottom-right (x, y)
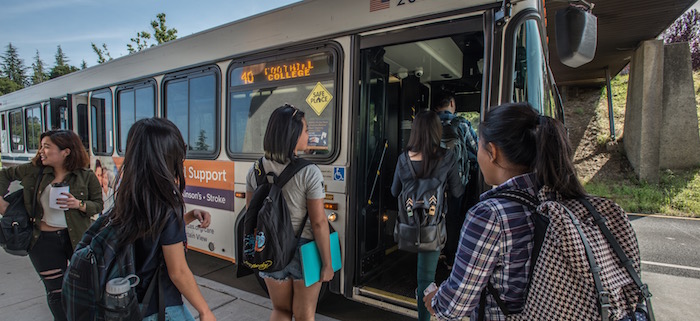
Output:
top-left (190, 214), bottom-right (700, 320)
top-left (630, 214), bottom-right (700, 279)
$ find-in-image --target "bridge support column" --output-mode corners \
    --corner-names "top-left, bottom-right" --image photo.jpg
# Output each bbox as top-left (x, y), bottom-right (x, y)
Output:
top-left (623, 40), bottom-right (700, 183)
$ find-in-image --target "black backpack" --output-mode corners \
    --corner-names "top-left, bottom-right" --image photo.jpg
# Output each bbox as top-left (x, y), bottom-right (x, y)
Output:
top-left (63, 214), bottom-right (164, 321)
top-left (393, 152), bottom-right (449, 253)
top-left (441, 117), bottom-right (477, 187)
top-left (0, 166), bottom-right (44, 256)
top-left (242, 157), bottom-right (313, 272)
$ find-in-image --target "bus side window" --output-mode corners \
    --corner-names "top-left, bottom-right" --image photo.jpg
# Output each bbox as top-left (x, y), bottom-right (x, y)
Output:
top-left (116, 82), bottom-right (155, 154)
top-left (9, 109), bottom-right (24, 152)
top-left (24, 104), bottom-right (42, 151)
top-left (91, 89), bottom-right (114, 156)
top-left (511, 19), bottom-right (554, 115)
top-left (164, 67), bottom-right (220, 158)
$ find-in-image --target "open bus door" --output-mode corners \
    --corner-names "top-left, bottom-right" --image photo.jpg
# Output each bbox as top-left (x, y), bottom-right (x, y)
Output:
top-left (352, 16), bottom-right (485, 314)
top-left (355, 47), bottom-right (391, 286)
top-left (48, 97), bottom-right (71, 130)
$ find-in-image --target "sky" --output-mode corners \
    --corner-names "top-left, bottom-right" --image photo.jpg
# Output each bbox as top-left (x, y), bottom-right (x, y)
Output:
top-left (1, 0), bottom-right (699, 72)
top-left (0, 0), bottom-right (300, 70)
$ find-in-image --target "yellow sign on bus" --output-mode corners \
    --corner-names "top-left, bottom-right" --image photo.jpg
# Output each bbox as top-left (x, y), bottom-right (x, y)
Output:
top-left (306, 82), bottom-right (333, 116)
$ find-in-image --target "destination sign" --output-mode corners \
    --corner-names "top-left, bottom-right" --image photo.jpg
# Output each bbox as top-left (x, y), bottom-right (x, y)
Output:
top-left (231, 52), bottom-right (333, 86)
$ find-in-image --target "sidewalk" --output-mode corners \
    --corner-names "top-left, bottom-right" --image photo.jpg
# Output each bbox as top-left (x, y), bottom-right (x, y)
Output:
top-left (0, 250), bottom-right (339, 321)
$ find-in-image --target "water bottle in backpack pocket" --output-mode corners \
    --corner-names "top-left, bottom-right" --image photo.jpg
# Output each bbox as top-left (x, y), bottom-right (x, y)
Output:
top-left (104, 274), bottom-right (140, 321)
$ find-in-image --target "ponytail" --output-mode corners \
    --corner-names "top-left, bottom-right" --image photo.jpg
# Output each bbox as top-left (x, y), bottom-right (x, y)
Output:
top-left (480, 103), bottom-right (586, 199)
top-left (535, 115), bottom-right (586, 198)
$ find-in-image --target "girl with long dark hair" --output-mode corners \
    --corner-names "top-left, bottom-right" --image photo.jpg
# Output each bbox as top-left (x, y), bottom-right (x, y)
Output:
top-left (109, 118), bottom-right (215, 321)
top-left (245, 104), bottom-right (333, 321)
top-left (0, 130), bottom-right (103, 321)
top-left (390, 110), bottom-right (464, 321)
top-left (424, 103), bottom-right (586, 320)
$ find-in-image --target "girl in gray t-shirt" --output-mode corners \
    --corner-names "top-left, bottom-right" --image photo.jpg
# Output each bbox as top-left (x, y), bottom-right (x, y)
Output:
top-left (245, 104), bottom-right (334, 320)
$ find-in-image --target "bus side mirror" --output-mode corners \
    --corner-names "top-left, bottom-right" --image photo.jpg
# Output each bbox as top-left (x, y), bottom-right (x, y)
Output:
top-left (555, 6), bottom-right (597, 68)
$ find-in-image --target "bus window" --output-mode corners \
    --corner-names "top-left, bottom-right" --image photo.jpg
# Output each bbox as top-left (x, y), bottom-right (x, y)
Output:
top-left (9, 110), bottom-right (24, 152)
top-left (227, 50), bottom-right (337, 158)
top-left (91, 89), bottom-right (114, 155)
top-left (24, 104), bottom-right (42, 151)
top-left (116, 82), bottom-right (155, 154)
top-left (512, 19), bottom-right (554, 114)
top-left (164, 69), bottom-right (219, 157)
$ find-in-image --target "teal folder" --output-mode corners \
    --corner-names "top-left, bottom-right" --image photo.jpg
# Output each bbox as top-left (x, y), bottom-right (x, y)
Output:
top-left (299, 231), bottom-right (342, 287)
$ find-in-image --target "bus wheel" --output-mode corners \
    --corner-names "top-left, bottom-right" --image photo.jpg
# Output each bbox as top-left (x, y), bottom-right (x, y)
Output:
top-left (254, 273), bottom-right (329, 304)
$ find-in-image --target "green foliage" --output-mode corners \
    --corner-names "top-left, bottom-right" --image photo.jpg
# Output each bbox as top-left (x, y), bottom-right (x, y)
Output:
top-left (127, 13), bottom-right (177, 54)
top-left (91, 43), bottom-right (112, 64)
top-left (1, 43), bottom-right (29, 89)
top-left (49, 45), bottom-right (79, 79)
top-left (152, 13), bottom-right (177, 44)
top-left (585, 168), bottom-right (700, 217)
top-left (31, 50), bottom-right (48, 85)
top-left (0, 77), bottom-right (22, 95)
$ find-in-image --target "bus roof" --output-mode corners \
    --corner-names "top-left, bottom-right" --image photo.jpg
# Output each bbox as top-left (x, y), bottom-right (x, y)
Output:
top-left (0, 0), bottom-right (501, 110)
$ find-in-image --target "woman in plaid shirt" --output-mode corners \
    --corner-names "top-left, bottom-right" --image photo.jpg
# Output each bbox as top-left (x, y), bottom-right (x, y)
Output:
top-left (424, 103), bottom-right (586, 320)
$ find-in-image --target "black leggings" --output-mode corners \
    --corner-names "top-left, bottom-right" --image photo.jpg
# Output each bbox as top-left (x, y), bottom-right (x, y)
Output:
top-left (28, 229), bottom-right (74, 321)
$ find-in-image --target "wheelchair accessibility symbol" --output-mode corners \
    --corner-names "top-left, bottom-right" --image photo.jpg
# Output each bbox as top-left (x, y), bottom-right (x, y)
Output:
top-left (333, 167), bottom-right (345, 181)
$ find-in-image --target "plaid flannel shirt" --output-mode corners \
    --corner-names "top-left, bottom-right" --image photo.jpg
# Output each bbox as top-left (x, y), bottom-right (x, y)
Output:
top-left (431, 173), bottom-right (539, 321)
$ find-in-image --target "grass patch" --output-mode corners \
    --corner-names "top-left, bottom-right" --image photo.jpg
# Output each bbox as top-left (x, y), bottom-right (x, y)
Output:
top-left (584, 168), bottom-right (700, 217)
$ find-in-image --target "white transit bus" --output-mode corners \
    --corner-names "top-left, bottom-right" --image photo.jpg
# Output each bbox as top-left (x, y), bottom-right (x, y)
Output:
top-left (0, 0), bottom-right (594, 316)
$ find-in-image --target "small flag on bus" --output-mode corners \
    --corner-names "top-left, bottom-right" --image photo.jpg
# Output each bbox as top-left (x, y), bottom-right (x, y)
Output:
top-left (370, 0), bottom-right (390, 12)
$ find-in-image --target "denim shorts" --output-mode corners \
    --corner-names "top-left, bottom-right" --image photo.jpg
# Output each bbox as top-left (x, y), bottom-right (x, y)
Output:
top-left (258, 238), bottom-right (312, 281)
top-left (142, 304), bottom-right (195, 321)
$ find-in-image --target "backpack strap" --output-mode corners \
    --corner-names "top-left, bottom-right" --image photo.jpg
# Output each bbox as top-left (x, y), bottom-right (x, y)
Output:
top-left (579, 198), bottom-right (655, 321)
top-left (275, 158), bottom-right (314, 238)
top-left (404, 151), bottom-right (418, 180)
top-left (478, 190), bottom-right (538, 321)
top-left (562, 203), bottom-right (610, 321)
top-left (254, 158), bottom-right (267, 187)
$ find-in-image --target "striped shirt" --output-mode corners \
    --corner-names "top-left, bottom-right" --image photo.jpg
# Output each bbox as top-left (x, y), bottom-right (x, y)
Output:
top-left (431, 173), bottom-right (539, 321)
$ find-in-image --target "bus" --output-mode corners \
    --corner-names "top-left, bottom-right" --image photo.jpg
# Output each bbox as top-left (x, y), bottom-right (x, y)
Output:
top-left (0, 0), bottom-right (594, 317)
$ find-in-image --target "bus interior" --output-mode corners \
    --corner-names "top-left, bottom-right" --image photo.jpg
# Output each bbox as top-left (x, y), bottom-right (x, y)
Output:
top-left (355, 21), bottom-right (485, 307)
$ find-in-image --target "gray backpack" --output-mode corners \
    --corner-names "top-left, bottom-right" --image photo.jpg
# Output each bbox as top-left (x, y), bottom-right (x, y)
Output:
top-left (393, 152), bottom-right (448, 253)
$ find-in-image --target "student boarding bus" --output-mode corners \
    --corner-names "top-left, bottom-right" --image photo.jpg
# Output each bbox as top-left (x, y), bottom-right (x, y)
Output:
top-left (0, 0), bottom-right (595, 317)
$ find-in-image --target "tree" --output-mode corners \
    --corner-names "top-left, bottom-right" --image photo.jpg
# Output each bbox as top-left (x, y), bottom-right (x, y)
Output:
top-left (31, 50), bottom-right (48, 85)
top-left (0, 43), bottom-right (29, 88)
top-left (0, 77), bottom-right (22, 95)
top-left (49, 45), bottom-right (79, 79)
top-left (195, 129), bottom-right (210, 151)
top-left (152, 13), bottom-right (178, 44)
top-left (91, 43), bottom-right (112, 64)
top-left (127, 32), bottom-right (151, 53)
top-left (81, 60), bottom-right (88, 69)
top-left (127, 13), bottom-right (177, 53)
top-left (663, 9), bottom-right (700, 70)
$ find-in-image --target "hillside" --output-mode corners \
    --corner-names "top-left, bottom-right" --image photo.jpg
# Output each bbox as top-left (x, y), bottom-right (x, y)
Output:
top-left (565, 73), bottom-right (700, 217)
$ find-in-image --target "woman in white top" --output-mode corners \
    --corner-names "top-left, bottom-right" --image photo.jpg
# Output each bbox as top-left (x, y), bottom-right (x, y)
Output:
top-left (0, 130), bottom-right (103, 321)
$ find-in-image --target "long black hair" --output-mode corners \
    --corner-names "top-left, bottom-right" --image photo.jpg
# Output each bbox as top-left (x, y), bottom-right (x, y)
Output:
top-left (264, 104), bottom-right (305, 163)
top-left (405, 110), bottom-right (445, 178)
top-left (111, 117), bottom-right (187, 243)
top-left (479, 103), bottom-right (586, 198)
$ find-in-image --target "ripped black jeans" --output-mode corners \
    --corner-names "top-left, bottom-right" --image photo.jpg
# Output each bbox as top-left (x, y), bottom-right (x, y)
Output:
top-left (29, 229), bottom-right (74, 321)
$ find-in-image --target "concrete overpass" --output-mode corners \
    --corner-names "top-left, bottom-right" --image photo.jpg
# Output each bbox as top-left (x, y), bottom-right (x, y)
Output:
top-left (545, 0), bottom-right (700, 182)
top-left (546, 0), bottom-right (696, 86)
